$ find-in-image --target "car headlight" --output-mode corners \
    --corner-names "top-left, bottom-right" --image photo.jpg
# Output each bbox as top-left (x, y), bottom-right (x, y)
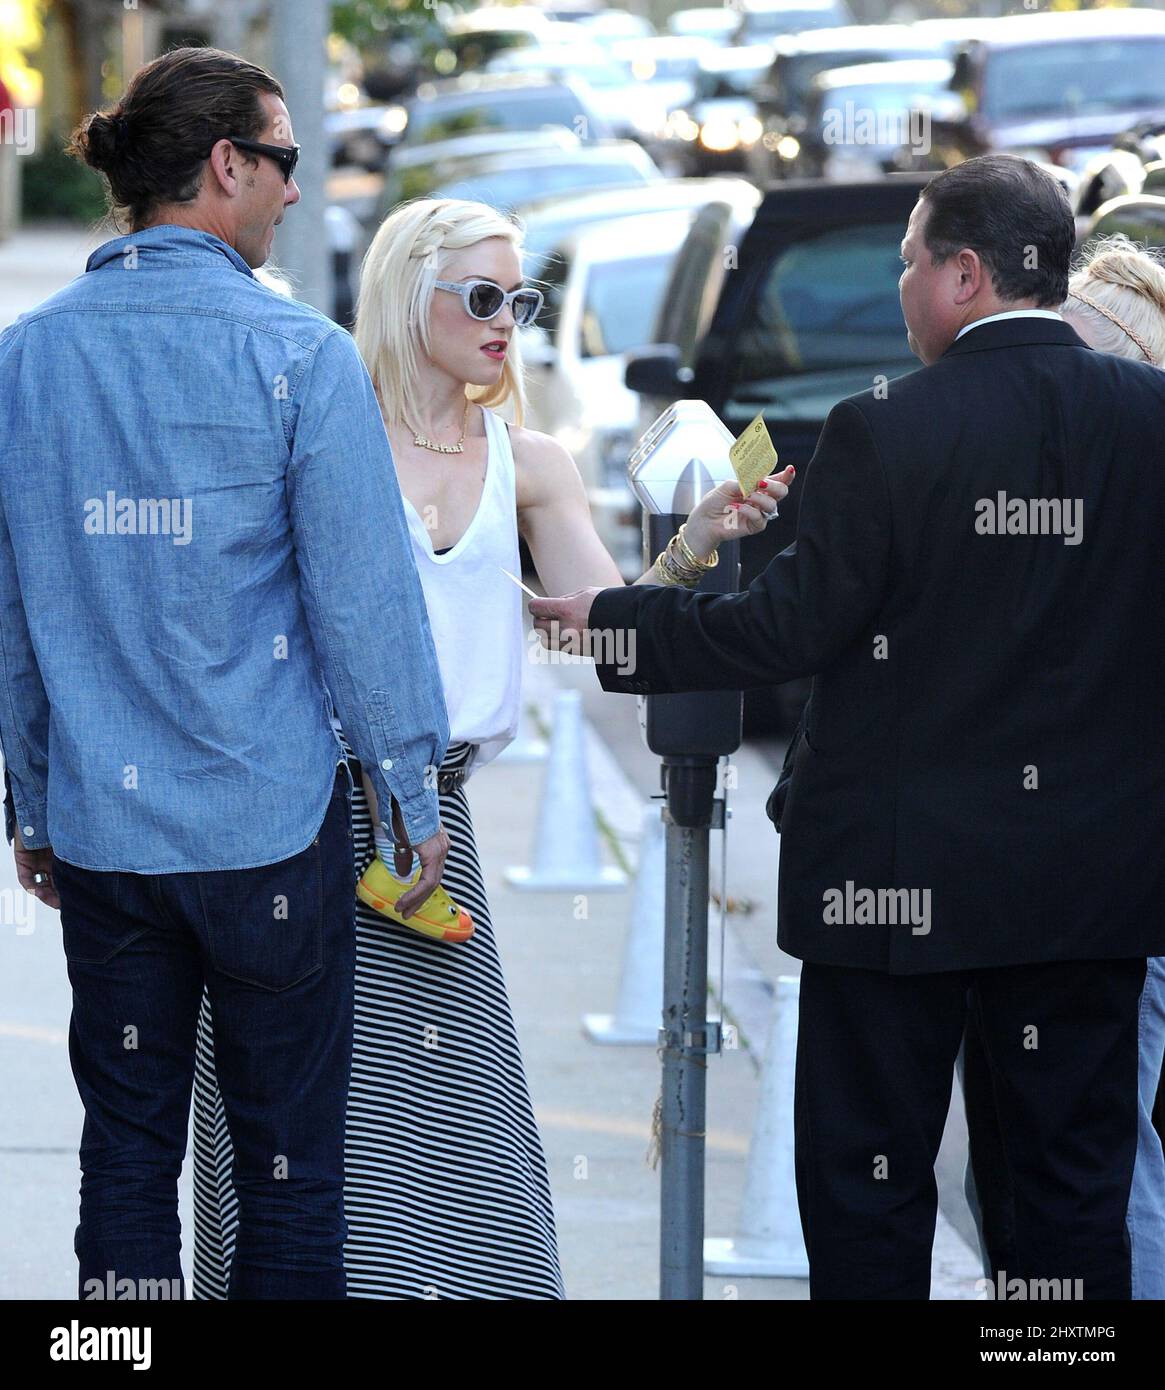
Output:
top-left (700, 118), bottom-right (740, 153)
top-left (378, 105), bottom-right (408, 139)
top-left (737, 115), bottom-right (763, 147)
top-left (667, 110), bottom-right (701, 142)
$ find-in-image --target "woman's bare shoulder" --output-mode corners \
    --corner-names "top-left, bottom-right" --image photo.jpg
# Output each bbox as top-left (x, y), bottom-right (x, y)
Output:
top-left (507, 421), bottom-right (579, 507)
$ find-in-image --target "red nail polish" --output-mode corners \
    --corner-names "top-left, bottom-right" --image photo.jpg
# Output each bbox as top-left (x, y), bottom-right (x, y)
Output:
top-left (758, 480), bottom-right (768, 489)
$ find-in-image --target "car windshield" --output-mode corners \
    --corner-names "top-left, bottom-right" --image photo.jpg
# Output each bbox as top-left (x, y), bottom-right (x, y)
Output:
top-left (408, 90), bottom-right (581, 143)
top-left (819, 77), bottom-right (951, 116)
top-left (581, 255), bottom-right (675, 357)
top-left (741, 11), bottom-right (846, 41)
top-left (778, 50), bottom-right (915, 113)
top-left (631, 54), bottom-right (704, 82)
top-left (696, 65), bottom-right (769, 100)
top-left (982, 39), bottom-right (1165, 120)
top-left (495, 52), bottom-right (630, 88)
top-left (723, 220), bottom-right (915, 422)
top-left (438, 159), bottom-right (650, 211)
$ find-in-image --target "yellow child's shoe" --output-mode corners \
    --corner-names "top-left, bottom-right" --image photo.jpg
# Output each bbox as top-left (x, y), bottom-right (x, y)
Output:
top-left (356, 855), bottom-right (474, 943)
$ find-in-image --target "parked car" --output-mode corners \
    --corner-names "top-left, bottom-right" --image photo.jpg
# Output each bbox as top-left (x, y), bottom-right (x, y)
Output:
top-left (1072, 147), bottom-right (1150, 222)
top-left (652, 45), bottom-right (774, 176)
top-left (667, 7), bottom-right (742, 44)
top-left (799, 57), bottom-right (956, 181)
top-left (378, 72), bottom-right (613, 157)
top-left (519, 210), bottom-right (700, 577)
top-left (916, 8), bottom-right (1165, 175)
top-left (433, 6), bottom-right (554, 76)
top-left (576, 9), bottom-right (656, 45)
top-left (624, 175), bottom-right (931, 732)
top-left (732, 0), bottom-right (854, 47)
top-left (384, 140), bottom-right (662, 218)
top-left (1080, 193), bottom-right (1165, 250)
top-left (326, 103), bottom-right (401, 172)
top-left (374, 128), bottom-right (584, 223)
top-left (484, 38), bottom-right (668, 141)
top-left (610, 35), bottom-right (721, 116)
top-left (510, 180), bottom-right (762, 572)
top-left (515, 176), bottom-right (761, 277)
top-left (747, 25), bottom-right (946, 182)
top-left (541, 1), bottom-right (605, 20)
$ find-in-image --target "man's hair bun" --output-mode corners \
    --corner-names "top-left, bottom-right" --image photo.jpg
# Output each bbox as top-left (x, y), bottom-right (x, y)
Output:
top-left (72, 109), bottom-right (124, 175)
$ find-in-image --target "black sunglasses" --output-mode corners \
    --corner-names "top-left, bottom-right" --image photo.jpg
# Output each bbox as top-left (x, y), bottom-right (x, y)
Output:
top-left (219, 136), bottom-right (300, 184)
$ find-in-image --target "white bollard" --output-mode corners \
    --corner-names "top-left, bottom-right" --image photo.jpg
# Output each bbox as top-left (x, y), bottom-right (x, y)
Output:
top-left (704, 974), bottom-right (809, 1277)
top-left (504, 689), bottom-right (626, 892)
top-left (582, 801), bottom-right (666, 1044)
top-left (496, 700), bottom-right (548, 764)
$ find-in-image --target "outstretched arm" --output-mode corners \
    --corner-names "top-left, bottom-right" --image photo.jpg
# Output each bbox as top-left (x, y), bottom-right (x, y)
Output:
top-left (516, 428), bottom-right (792, 597)
top-left (529, 400), bottom-right (891, 693)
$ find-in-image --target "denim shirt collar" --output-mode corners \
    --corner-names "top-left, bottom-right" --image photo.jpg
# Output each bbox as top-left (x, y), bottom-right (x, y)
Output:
top-left (86, 224), bottom-right (255, 278)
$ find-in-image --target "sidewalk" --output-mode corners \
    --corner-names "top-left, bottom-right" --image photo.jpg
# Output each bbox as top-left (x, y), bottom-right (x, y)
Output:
top-left (0, 222), bottom-right (104, 330)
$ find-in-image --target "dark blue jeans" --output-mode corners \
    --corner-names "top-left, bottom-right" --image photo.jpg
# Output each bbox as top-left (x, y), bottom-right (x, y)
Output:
top-left (54, 766), bottom-right (355, 1300)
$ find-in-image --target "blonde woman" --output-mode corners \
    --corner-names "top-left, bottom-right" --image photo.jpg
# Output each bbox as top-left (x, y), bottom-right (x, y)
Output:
top-left (190, 197), bottom-right (792, 1299)
top-left (962, 234), bottom-right (1165, 1301)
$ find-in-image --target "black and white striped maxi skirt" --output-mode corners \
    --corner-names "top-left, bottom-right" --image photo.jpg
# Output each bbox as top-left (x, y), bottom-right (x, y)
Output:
top-left (190, 736), bottom-right (566, 1299)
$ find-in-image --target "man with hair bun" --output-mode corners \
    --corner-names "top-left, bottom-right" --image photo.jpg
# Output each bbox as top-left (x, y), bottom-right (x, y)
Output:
top-left (0, 46), bottom-right (449, 1299)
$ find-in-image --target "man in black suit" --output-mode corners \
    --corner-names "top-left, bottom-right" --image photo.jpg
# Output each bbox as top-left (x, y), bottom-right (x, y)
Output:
top-left (530, 155), bottom-right (1165, 1298)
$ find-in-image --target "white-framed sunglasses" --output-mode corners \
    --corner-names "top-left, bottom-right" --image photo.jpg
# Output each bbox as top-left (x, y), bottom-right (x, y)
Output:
top-left (433, 278), bottom-right (544, 326)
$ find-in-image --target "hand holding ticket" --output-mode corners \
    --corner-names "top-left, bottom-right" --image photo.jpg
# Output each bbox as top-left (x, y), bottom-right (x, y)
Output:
top-left (729, 412), bottom-right (779, 498)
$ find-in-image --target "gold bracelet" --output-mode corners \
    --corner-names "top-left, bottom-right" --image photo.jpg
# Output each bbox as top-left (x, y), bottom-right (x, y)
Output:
top-left (666, 530), bottom-right (708, 579)
top-left (654, 550), bottom-right (699, 588)
top-left (662, 539), bottom-right (702, 584)
top-left (676, 523), bottom-right (719, 572)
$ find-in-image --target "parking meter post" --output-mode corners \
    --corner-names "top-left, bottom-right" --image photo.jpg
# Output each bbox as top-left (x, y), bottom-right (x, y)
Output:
top-left (629, 400), bottom-right (744, 1301)
top-left (659, 756), bottom-right (718, 1301)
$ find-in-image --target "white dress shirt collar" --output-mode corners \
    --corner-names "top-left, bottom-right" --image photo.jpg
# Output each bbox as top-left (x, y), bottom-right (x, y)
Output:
top-left (955, 309), bottom-right (1064, 341)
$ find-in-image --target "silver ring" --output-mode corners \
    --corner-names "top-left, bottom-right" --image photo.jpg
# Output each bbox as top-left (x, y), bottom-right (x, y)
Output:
top-left (32, 872), bottom-right (47, 884)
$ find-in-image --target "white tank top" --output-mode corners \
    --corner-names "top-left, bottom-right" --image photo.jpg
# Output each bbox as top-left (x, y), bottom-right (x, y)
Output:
top-left (332, 404), bottom-right (524, 776)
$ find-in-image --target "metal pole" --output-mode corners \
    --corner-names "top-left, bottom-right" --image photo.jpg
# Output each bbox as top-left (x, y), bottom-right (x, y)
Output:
top-left (270, 0), bottom-right (329, 312)
top-left (659, 758), bottom-right (718, 1300)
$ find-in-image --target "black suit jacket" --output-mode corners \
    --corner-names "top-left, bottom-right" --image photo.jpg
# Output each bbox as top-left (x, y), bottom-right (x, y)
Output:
top-left (592, 317), bottom-right (1165, 973)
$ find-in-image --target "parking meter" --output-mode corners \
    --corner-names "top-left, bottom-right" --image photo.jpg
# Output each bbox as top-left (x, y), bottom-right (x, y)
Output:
top-left (628, 401), bottom-right (743, 798)
top-left (626, 399), bottom-right (743, 1300)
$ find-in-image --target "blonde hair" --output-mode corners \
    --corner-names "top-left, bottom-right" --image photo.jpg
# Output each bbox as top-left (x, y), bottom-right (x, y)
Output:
top-left (1063, 234), bottom-right (1165, 368)
top-left (354, 197), bottom-right (530, 428)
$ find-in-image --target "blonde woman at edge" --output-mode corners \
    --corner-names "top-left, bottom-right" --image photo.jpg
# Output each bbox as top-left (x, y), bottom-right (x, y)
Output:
top-left (190, 197), bottom-right (793, 1299)
top-left (961, 234), bottom-right (1165, 1301)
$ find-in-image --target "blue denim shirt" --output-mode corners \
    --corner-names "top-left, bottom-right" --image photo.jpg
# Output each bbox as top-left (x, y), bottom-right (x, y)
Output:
top-left (0, 225), bottom-right (448, 871)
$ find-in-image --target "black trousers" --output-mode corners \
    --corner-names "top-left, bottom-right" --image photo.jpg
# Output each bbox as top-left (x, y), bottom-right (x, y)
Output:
top-left (794, 957), bottom-right (1145, 1299)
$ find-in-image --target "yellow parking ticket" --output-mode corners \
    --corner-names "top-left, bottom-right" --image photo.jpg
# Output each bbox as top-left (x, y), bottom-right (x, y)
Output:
top-left (729, 412), bottom-right (778, 497)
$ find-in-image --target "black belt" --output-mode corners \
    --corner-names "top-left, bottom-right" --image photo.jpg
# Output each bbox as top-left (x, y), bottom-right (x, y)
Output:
top-left (434, 767), bottom-right (467, 795)
top-left (348, 757), bottom-right (466, 796)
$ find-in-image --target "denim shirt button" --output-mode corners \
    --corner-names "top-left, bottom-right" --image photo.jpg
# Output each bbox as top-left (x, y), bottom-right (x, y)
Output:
top-left (381, 758), bottom-right (393, 770)
top-left (22, 825), bottom-right (33, 837)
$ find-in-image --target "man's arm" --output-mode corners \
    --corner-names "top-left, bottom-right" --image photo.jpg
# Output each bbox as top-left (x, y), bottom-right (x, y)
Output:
top-left (284, 327), bottom-right (449, 843)
top-left (585, 400), bottom-right (892, 693)
top-left (0, 491), bottom-right (50, 849)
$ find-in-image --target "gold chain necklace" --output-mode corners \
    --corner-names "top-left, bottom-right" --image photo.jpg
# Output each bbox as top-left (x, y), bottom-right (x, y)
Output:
top-left (406, 400), bottom-right (470, 454)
